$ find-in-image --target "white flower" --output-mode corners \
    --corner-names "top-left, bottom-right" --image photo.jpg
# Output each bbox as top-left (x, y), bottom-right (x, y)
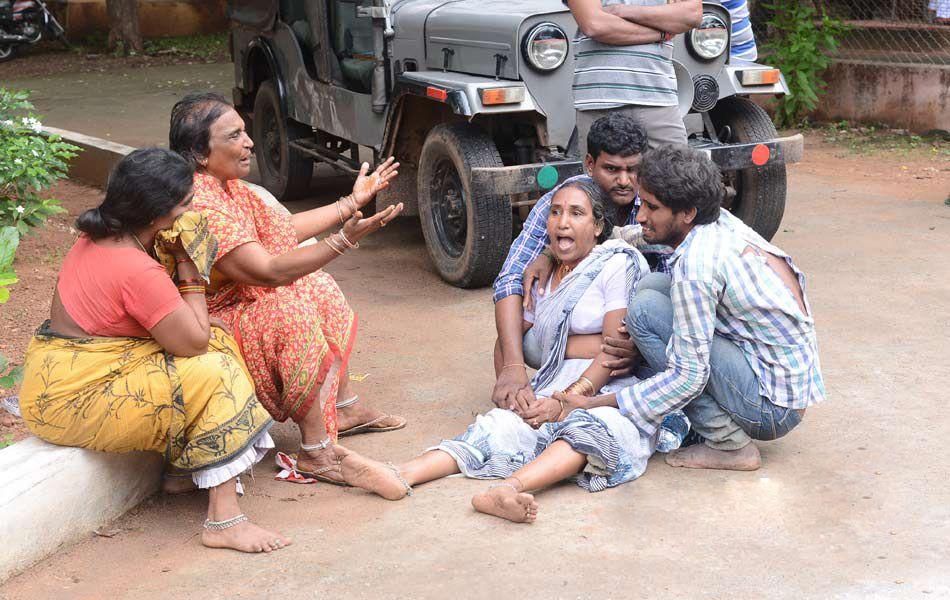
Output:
top-left (13, 158), bottom-right (22, 165)
top-left (15, 205), bottom-right (25, 214)
top-left (21, 117), bottom-right (42, 133)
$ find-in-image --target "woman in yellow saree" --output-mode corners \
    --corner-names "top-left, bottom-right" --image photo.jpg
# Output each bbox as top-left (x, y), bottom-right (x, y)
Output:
top-left (19, 148), bottom-right (289, 554)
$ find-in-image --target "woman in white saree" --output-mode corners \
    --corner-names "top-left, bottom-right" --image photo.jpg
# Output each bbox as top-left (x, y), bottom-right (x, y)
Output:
top-left (334, 179), bottom-right (661, 523)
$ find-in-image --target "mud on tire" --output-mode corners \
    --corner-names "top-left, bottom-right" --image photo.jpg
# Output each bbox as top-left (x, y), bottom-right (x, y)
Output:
top-left (710, 96), bottom-right (787, 241)
top-left (418, 122), bottom-right (511, 288)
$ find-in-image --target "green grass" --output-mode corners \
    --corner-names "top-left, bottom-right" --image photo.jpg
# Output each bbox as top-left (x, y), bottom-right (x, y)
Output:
top-left (142, 33), bottom-right (228, 60)
top-left (72, 32), bottom-right (228, 61)
top-left (807, 120), bottom-right (950, 159)
top-left (0, 433), bottom-right (13, 450)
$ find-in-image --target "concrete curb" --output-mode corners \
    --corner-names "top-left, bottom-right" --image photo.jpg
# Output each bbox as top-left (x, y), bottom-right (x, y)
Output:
top-left (0, 438), bottom-right (163, 583)
top-left (44, 126), bottom-right (135, 188)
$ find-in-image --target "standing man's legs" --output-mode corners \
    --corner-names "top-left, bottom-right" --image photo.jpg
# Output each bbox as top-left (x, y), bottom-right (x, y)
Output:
top-left (625, 276), bottom-right (802, 471)
top-left (575, 104), bottom-right (687, 157)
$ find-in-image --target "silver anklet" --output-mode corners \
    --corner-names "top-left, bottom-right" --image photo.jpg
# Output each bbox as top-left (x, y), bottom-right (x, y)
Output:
top-left (301, 437), bottom-right (333, 452)
top-left (336, 394), bottom-right (359, 409)
top-left (488, 482), bottom-right (519, 492)
top-left (386, 462), bottom-right (413, 497)
top-left (203, 514), bottom-right (248, 531)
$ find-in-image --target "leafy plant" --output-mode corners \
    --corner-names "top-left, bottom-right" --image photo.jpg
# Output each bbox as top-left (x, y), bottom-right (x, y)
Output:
top-left (0, 88), bottom-right (79, 236)
top-left (0, 433), bottom-right (14, 449)
top-left (0, 225), bottom-right (21, 395)
top-left (0, 225), bottom-right (16, 304)
top-left (0, 88), bottom-right (78, 408)
top-left (762, 1), bottom-right (850, 127)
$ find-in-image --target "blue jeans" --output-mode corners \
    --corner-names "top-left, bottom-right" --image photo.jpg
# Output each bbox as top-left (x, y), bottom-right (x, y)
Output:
top-left (626, 273), bottom-right (802, 451)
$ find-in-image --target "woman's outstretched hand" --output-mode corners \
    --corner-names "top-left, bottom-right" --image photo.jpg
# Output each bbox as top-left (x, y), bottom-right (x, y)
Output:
top-left (342, 203), bottom-right (404, 243)
top-left (352, 157), bottom-right (400, 208)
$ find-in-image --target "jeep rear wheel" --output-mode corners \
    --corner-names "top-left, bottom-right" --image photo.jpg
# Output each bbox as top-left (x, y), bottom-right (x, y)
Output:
top-left (252, 80), bottom-right (313, 202)
top-left (418, 123), bottom-right (510, 288)
top-left (710, 97), bottom-right (787, 241)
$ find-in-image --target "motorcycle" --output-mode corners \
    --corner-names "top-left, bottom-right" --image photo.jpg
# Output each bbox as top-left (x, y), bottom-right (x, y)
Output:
top-left (0, 0), bottom-right (68, 63)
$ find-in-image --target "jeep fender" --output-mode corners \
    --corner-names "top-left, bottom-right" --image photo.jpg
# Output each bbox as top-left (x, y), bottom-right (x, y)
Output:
top-left (394, 72), bottom-right (544, 119)
top-left (240, 37), bottom-right (288, 116)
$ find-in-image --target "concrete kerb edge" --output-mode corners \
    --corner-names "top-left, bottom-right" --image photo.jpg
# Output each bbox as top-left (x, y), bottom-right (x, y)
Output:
top-left (44, 126), bottom-right (135, 189)
top-left (1, 128), bottom-right (156, 585)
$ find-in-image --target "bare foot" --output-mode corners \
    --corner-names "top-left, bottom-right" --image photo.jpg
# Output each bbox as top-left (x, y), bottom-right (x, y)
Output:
top-left (296, 447), bottom-right (347, 484)
top-left (337, 401), bottom-right (405, 434)
top-left (471, 485), bottom-right (538, 524)
top-left (162, 476), bottom-right (197, 495)
top-left (201, 519), bottom-right (293, 553)
top-left (666, 442), bottom-right (761, 471)
top-left (332, 445), bottom-right (411, 500)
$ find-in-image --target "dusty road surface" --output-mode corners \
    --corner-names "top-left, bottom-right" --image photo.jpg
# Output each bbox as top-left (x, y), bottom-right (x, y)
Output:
top-left (2, 66), bottom-right (950, 599)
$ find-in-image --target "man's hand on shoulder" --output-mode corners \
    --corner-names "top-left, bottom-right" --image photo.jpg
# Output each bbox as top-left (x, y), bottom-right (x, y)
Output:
top-left (522, 251), bottom-right (555, 311)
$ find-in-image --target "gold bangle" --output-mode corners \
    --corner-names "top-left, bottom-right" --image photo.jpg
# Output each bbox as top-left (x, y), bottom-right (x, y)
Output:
top-left (323, 236), bottom-right (345, 255)
top-left (337, 229), bottom-right (359, 249)
top-left (342, 194), bottom-right (358, 215)
top-left (501, 363), bottom-right (525, 370)
top-left (336, 200), bottom-right (347, 226)
top-left (563, 376), bottom-right (595, 397)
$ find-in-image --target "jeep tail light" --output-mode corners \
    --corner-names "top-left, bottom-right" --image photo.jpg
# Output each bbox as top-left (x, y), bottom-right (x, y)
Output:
top-left (479, 87), bottom-right (526, 105)
top-left (522, 23), bottom-right (568, 72)
top-left (738, 69), bottom-right (781, 86)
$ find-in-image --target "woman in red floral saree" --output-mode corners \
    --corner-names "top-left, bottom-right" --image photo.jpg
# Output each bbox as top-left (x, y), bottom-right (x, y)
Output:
top-left (168, 92), bottom-right (410, 490)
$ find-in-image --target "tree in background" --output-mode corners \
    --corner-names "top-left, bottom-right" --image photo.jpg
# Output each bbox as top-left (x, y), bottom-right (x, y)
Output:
top-left (106, 0), bottom-right (143, 54)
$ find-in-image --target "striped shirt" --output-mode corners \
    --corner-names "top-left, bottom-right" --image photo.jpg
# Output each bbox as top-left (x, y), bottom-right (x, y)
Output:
top-left (492, 175), bottom-right (671, 303)
top-left (720, 0), bottom-right (758, 61)
top-left (616, 210), bottom-right (825, 433)
top-left (567, 0), bottom-right (679, 110)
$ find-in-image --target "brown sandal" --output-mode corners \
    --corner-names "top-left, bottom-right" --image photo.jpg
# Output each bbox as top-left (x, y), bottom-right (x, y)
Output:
top-left (338, 414), bottom-right (408, 437)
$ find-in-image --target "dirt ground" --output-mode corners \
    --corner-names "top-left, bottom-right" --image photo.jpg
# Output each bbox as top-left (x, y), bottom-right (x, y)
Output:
top-left (0, 40), bottom-right (228, 80)
top-left (1, 133), bottom-right (949, 598)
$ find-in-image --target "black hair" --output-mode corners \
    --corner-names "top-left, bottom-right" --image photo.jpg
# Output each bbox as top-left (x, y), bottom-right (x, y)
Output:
top-left (586, 113), bottom-right (649, 161)
top-left (169, 92), bottom-right (233, 166)
top-left (637, 145), bottom-right (723, 225)
top-left (557, 179), bottom-right (615, 243)
top-left (75, 148), bottom-right (195, 240)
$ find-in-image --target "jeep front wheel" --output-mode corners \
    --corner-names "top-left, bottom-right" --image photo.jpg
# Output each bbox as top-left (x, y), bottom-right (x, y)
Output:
top-left (252, 80), bottom-right (313, 202)
top-left (710, 97), bottom-right (787, 241)
top-left (418, 123), bottom-right (510, 288)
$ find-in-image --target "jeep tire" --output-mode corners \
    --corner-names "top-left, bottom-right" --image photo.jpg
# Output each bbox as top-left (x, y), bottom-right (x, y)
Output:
top-left (710, 97), bottom-right (787, 241)
top-left (252, 80), bottom-right (313, 202)
top-left (418, 123), bottom-right (510, 288)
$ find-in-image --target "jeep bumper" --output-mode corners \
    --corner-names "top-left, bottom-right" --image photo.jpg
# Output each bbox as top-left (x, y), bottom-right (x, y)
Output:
top-left (470, 134), bottom-right (804, 198)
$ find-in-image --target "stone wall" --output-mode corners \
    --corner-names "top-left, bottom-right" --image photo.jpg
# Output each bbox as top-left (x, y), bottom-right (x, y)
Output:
top-left (59, 0), bottom-right (228, 40)
top-left (814, 61), bottom-right (950, 133)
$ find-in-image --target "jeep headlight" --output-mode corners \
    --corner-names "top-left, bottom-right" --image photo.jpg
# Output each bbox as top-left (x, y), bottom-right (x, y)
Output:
top-left (522, 23), bottom-right (568, 71)
top-left (688, 13), bottom-right (729, 61)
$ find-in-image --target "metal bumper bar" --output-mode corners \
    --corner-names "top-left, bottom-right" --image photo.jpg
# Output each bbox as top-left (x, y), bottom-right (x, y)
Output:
top-left (471, 133), bottom-right (804, 200)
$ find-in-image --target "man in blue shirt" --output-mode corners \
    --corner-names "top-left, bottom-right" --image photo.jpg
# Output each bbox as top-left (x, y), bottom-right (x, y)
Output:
top-left (491, 113), bottom-right (654, 413)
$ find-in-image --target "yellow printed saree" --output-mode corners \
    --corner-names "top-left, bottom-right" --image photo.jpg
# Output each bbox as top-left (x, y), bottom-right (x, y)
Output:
top-left (19, 324), bottom-right (273, 474)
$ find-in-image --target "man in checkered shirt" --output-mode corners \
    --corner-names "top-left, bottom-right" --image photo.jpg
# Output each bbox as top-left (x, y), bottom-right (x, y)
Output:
top-left (568, 145), bottom-right (825, 470)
